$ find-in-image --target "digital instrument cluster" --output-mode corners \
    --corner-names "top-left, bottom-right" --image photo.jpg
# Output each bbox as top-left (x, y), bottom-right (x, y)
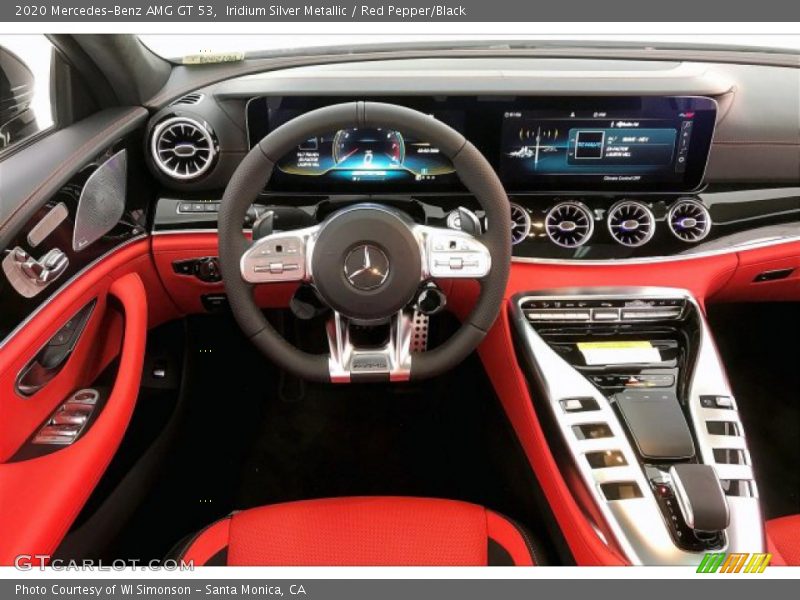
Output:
top-left (246, 96), bottom-right (717, 193)
top-left (275, 125), bottom-right (458, 185)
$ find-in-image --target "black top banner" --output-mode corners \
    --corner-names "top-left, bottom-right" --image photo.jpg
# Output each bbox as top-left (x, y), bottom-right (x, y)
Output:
top-left (4, 0), bottom-right (800, 22)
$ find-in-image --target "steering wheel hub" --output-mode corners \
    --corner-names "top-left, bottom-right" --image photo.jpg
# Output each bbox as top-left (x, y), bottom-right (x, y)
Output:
top-left (311, 205), bottom-right (422, 323)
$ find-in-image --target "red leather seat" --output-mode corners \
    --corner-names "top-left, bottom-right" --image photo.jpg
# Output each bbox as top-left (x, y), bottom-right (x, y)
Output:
top-left (766, 514), bottom-right (800, 566)
top-left (173, 497), bottom-right (539, 566)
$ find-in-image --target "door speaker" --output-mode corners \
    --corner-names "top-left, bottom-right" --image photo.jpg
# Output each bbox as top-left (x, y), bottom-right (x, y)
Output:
top-left (72, 149), bottom-right (127, 252)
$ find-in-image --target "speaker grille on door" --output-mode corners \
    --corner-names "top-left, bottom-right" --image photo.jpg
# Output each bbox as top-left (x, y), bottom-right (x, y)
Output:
top-left (72, 149), bottom-right (127, 252)
top-left (668, 199), bottom-right (712, 242)
top-left (545, 201), bottom-right (594, 248)
top-left (150, 116), bottom-right (216, 181)
top-left (607, 201), bottom-right (655, 247)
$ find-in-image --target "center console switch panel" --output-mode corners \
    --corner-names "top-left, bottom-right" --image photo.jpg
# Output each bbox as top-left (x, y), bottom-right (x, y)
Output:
top-left (521, 297), bottom-right (686, 324)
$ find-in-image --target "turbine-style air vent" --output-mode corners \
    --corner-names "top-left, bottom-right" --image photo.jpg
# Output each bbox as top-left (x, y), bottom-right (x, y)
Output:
top-left (171, 93), bottom-right (204, 106)
top-left (607, 200), bottom-right (655, 247)
top-left (510, 203), bottom-right (532, 245)
top-left (545, 201), bottom-right (594, 248)
top-left (150, 117), bottom-right (216, 181)
top-left (668, 199), bottom-right (712, 242)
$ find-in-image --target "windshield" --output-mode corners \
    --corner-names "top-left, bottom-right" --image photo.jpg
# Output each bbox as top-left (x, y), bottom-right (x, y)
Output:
top-left (140, 34), bottom-right (800, 60)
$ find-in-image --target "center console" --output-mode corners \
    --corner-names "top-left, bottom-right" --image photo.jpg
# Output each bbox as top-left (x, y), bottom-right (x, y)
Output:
top-left (510, 287), bottom-right (763, 565)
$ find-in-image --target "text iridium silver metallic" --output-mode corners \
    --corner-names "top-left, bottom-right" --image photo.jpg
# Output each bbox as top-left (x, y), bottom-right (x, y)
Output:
top-left (510, 287), bottom-right (764, 565)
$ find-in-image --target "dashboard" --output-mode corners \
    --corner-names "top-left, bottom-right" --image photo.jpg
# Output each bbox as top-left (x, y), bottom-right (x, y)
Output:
top-left (246, 96), bottom-right (717, 194)
top-left (142, 57), bottom-right (799, 263)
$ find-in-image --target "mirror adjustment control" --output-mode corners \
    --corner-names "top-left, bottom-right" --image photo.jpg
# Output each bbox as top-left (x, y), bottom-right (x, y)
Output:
top-left (68, 389), bottom-right (99, 405)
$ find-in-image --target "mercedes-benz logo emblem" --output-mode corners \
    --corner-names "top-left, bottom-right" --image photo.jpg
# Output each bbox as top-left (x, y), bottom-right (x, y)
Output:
top-left (343, 244), bottom-right (390, 291)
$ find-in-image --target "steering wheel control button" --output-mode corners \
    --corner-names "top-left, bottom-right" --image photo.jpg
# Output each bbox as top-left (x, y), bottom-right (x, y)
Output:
top-left (425, 231), bottom-right (491, 279)
top-left (344, 245), bottom-right (391, 291)
top-left (242, 230), bottom-right (313, 283)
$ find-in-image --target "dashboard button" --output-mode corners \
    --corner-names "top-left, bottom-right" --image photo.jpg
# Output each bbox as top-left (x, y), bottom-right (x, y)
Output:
top-left (592, 308), bottom-right (620, 321)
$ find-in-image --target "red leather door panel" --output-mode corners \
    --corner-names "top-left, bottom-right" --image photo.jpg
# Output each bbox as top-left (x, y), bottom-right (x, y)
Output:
top-left (0, 272), bottom-right (148, 564)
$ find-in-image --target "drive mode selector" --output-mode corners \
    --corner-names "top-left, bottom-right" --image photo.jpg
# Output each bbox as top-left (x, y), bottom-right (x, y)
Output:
top-left (311, 206), bottom-right (422, 323)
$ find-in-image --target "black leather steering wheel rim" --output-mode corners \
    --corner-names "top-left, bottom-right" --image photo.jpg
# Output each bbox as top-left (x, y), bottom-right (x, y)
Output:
top-left (218, 101), bottom-right (511, 383)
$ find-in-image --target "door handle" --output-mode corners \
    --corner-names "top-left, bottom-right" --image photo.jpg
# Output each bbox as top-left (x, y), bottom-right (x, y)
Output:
top-left (16, 301), bottom-right (96, 397)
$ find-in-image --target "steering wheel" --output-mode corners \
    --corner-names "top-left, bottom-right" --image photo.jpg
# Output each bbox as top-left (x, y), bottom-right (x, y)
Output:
top-left (218, 102), bottom-right (511, 383)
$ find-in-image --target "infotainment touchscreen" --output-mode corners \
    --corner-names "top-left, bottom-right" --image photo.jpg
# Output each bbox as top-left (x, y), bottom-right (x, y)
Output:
top-left (498, 97), bottom-right (717, 192)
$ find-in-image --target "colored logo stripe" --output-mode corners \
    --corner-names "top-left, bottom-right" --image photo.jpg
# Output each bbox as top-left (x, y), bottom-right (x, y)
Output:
top-left (697, 552), bottom-right (771, 573)
top-left (697, 552), bottom-right (726, 573)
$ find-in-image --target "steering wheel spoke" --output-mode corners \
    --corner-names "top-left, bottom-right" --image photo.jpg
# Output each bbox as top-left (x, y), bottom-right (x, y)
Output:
top-left (240, 225), bottom-right (319, 284)
top-left (326, 310), bottom-right (415, 383)
top-left (413, 224), bottom-right (492, 279)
